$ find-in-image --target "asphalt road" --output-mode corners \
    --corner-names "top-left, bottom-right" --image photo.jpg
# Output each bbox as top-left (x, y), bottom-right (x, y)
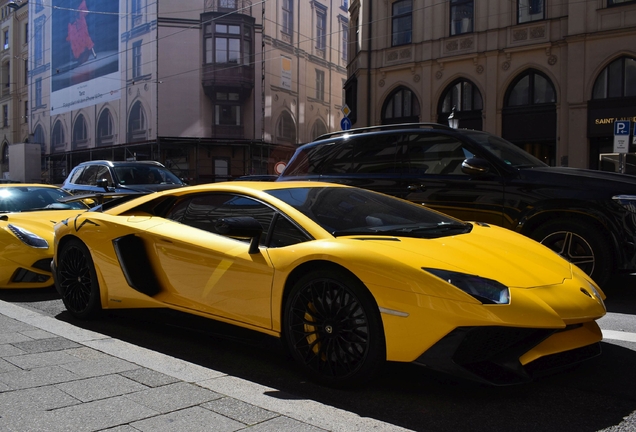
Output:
top-left (1, 273), bottom-right (635, 432)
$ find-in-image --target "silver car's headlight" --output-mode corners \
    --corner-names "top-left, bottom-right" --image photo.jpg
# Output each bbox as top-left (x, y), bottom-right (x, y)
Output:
top-left (423, 268), bottom-right (510, 305)
top-left (7, 224), bottom-right (49, 249)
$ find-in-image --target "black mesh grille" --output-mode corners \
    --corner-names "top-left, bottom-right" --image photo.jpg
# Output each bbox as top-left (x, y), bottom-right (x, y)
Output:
top-left (32, 259), bottom-right (52, 272)
top-left (11, 268), bottom-right (51, 284)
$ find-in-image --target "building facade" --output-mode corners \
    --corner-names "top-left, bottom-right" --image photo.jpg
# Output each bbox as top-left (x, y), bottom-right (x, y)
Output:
top-left (346, 0), bottom-right (636, 169)
top-left (24, 0), bottom-right (347, 184)
top-left (0, 0), bottom-right (29, 178)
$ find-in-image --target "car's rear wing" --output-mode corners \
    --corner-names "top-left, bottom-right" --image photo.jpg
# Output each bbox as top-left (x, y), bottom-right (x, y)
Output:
top-left (57, 191), bottom-right (148, 211)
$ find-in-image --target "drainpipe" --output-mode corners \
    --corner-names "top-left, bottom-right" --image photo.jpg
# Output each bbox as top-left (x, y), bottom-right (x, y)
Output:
top-left (366, 0), bottom-right (372, 126)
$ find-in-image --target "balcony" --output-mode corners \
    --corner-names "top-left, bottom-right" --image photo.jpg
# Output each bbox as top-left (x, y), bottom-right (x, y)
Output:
top-left (202, 63), bottom-right (254, 98)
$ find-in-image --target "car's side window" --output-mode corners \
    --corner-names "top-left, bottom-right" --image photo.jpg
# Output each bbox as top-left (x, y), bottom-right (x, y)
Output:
top-left (94, 166), bottom-right (113, 184)
top-left (398, 133), bottom-right (469, 176)
top-left (67, 167), bottom-right (85, 185)
top-left (77, 165), bottom-right (100, 185)
top-left (166, 193), bottom-right (276, 244)
top-left (268, 215), bottom-right (310, 248)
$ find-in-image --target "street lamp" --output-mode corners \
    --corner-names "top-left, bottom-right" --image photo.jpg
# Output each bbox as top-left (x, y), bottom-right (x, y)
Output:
top-left (447, 106), bottom-right (458, 129)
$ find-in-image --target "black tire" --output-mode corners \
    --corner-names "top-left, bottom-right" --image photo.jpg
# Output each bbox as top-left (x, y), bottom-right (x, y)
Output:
top-left (56, 238), bottom-right (102, 319)
top-left (282, 268), bottom-right (386, 387)
top-left (530, 219), bottom-right (613, 287)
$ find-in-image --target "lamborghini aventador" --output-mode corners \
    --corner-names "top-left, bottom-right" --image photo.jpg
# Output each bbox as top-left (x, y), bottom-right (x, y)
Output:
top-left (52, 181), bottom-right (607, 386)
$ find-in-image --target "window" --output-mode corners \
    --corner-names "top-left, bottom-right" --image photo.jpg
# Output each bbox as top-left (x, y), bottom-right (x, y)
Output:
top-left (277, 110), bottom-right (296, 143)
top-left (592, 57), bottom-right (636, 99)
top-left (35, 78), bottom-right (42, 107)
top-left (128, 101), bottom-right (147, 142)
top-left (24, 23), bottom-right (27, 45)
top-left (340, 19), bottom-right (349, 61)
top-left (3, 29), bottom-right (8, 50)
top-left (2, 105), bottom-right (7, 127)
top-left (132, 41), bottom-right (142, 78)
top-left (397, 134), bottom-right (471, 176)
top-left (132, 0), bottom-right (143, 27)
top-left (315, 5), bottom-right (327, 51)
top-left (450, 0), bottom-right (473, 36)
top-left (382, 86), bottom-right (421, 124)
top-left (24, 59), bottom-right (27, 85)
top-left (506, 70), bottom-right (556, 106)
top-left (518, 0), bottom-right (544, 24)
top-left (440, 80), bottom-right (483, 113)
top-left (316, 69), bottom-right (325, 101)
top-left (282, 0), bottom-right (293, 35)
top-left (392, 0), bottom-right (412, 46)
top-left (354, 15), bottom-right (361, 53)
top-left (215, 92), bottom-right (241, 126)
top-left (608, 0), bottom-right (636, 6)
top-left (52, 121), bottom-right (65, 151)
top-left (215, 24), bottom-right (241, 64)
top-left (97, 109), bottom-right (114, 146)
top-left (214, 158), bottom-right (230, 180)
top-left (166, 193), bottom-right (276, 246)
top-left (24, 100), bottom-right (27, 123)
top-left (2, 143), bottom-right (8, 164)
top-left (72, 114), bottom-right (88, 148)
top-left (34, 17), bottom-right (45, 67)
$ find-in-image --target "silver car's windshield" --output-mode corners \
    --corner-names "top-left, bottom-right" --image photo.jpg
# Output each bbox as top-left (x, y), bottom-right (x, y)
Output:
top-left (266, 187), bottom-right (472, 238)
top-left (462, 130), bottom-right (548, 168)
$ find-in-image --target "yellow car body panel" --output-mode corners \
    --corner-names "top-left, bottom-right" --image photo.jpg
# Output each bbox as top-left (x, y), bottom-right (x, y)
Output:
top-left (53, 181), bottom-right (607, 384)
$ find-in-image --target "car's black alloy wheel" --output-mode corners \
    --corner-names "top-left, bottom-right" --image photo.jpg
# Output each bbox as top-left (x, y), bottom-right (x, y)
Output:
top-left (531, 219), bottom-right (612, 287)
top-left (283, 268), bottom-right (385, 387)
top-left (56, 238), bottom-right (102, 319)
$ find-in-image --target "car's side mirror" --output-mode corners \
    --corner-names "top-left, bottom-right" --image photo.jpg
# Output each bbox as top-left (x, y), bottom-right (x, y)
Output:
top-left (95, 178), bottom-right (110, 192)
top-left (461, 157), bottom-right (491, 176)
top-left (215, 216), bottom-right (263, 254)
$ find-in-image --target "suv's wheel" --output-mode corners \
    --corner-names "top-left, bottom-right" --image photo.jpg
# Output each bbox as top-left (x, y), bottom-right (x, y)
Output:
top-left (530, 219), bottom-right (612, 287)
top-left (56, 238), bottom-right (102, 319)
top-left (282, 268), bottom-right (386, 387)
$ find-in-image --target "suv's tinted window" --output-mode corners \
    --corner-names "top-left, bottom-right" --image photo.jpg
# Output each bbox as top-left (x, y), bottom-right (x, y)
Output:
top-left (350, 136), bottom-right (400, 174)
top-left (397, 133), bottom-right (472, 175)
top-left (77, 165), bottom-right (101, 185)
top-left (67, 167), bottom-right (85, 185)
top-left (95, 166), bottom-right (113, 184)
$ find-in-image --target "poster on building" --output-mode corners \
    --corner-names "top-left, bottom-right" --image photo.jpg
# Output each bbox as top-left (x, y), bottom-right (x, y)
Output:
top-left (281, 56), bottom-right (292, 90)
top-left (49, 0), bottom-right (121, 114)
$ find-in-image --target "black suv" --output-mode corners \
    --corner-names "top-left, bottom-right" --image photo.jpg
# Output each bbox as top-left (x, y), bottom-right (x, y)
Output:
top-left (62, 160), bottom-right (186, 195)
top-left (278, 123), bottom-right (636, 287)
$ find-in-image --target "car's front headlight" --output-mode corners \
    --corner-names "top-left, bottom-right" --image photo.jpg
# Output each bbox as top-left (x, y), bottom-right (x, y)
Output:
top-left (7, 224), bottom-right (49, 248)
top-left (423, 268), bottom-right (510, 305)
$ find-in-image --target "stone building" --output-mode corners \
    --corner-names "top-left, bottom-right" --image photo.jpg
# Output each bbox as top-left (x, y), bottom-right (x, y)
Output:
top-left (21, 0), bottom-right (347, 183)
top-left (345, 0), bottom-right (636, 169)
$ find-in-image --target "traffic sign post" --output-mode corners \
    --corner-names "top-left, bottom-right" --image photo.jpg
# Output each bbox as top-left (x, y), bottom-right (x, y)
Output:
top-left (614, 120), bottom-right (631, 174)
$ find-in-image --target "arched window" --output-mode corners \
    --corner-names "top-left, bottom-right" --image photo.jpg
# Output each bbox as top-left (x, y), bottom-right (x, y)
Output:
top-left (1, 141), bottom-right (8, 164)
top-left (505, 69), bottom-right (555, 107)
top-left (276, 110), bottom-right (296, 144)
top-left (311, 119), bottom-right (328, 140)
top-left (128, 101), bottom-right (147, 142)
top-left (437, 79), bottom-right (483, 129)
top-left (33, 124), bottom-right (46, 154)
top-left (381, 86), bottom-right (420, 124)
top-left (592, 56), bottom-right (636, 99)
top-left (72, 114), bottom-right (88, 149)
top-left (97, 109), bottom-right (114, 146)
top-left (51, 120), bottom-right (65, 152)
top-left (502, 69), bottom-right (557, 166)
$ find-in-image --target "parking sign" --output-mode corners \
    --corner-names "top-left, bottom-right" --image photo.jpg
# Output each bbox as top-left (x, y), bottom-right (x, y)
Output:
top-left (614, 120), bottom-right (631, 153)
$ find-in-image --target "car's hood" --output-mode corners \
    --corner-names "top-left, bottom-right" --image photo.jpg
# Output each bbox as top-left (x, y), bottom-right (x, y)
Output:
top-left (1, 209), bottom-right (86, 239)
top-left (519, 166), bottom-right (636, 195)
top-left (354, 223), bottom-right (571, 288)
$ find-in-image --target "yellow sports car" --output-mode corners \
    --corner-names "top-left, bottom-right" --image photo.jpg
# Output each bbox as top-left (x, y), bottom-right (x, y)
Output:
top-left (0, 184), bottom-right (88, 289)
top-left (52, 181), bottom-right (606, 386)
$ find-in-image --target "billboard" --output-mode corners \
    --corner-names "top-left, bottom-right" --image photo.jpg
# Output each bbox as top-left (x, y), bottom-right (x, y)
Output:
top-left (49, 0), bottom-right (121, 113)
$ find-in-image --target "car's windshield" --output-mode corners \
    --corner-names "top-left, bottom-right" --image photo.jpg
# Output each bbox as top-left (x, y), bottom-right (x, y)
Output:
top-left (462, 130), bottom-right (548, 168)
top-left (113, 165), bottom-right (183, 186)
top-left (266, 187), bottom-right (472, 238)
top-left (0, 187), bottom-right (89, 212)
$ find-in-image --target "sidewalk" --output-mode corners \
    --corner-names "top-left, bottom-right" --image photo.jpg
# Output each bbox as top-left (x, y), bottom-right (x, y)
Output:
top-left (0, 300), bottom-right (411, 432)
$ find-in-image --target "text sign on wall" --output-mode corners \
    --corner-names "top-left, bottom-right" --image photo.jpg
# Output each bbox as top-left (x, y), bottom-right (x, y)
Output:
top-left (614, 120), bottom-right (631, 153)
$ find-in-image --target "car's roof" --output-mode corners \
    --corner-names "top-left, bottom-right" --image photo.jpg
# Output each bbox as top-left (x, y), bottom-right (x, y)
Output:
top-left (75, 160), bottom-right (166, 167)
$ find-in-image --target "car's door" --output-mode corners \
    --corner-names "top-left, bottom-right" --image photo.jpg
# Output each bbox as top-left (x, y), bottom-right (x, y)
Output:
top-left (395, 132), bottom-right (507, 226)
top-left (145, 193), bottom-right (276, 330)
